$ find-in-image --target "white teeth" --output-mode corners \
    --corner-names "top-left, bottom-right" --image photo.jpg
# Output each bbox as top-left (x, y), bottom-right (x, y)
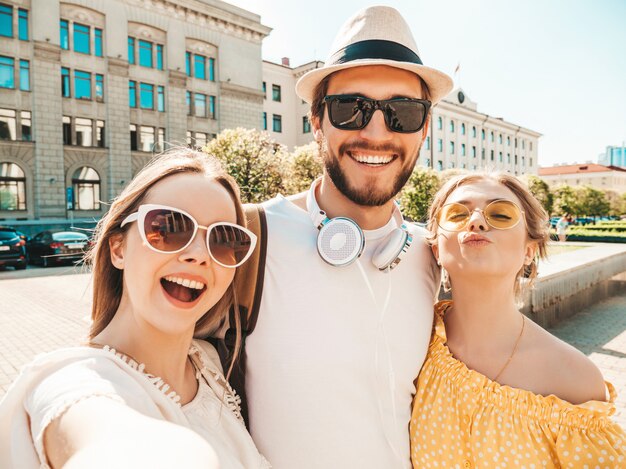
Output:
top-left (352, 153), bottom-right (393, 165)
top-left (164, 275), bottom-right (205, 290)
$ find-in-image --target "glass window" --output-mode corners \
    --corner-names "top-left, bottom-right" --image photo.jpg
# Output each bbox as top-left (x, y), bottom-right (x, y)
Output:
top-left (20, 111), bottom-right (31, 141)
top-left (186, 130), bottom-right (192, 146)
top-left (507, 153), bottom-right (511, 163)
top-left (481, 148), bottom-right (485, 160)
top-left (262, 81), bottom-right (266, 98)
top-left (425, 136), bottom-right (430, 150)
top-left (61, 67), bottom-right (70, 97)
top-left (471, 146), bottom-right (476, 158)
top-left (507, 136), bottom-right (511, 146)
top-left (75, 117), bottom-right (93, 146)
top-left (96, 120), bottom-right (104, 147)
top-left (209, 95), bottom-right (216, 119)
top-left (272, 114), bottom-right (282, 132)
top-left (74, 70), bottom-right (91, 99)
top-left (499, 151), bottom-right (503, 162)
top-left (157, 85), bottom-right (164, 112)
top-left (194, 54), bottom-right (206, 79)
top-left (140, 126), bottom-right (155, 152)
top-left (186, 90), bottom-right (191, 115)
top-left (128, 37), bottom-right (135, 64)
top-left (60, 20), bottom-right (69, 49)
top-left (209, 57), bottom-right (215, 81)
top-left (481, 129), bottom-right (485, 140)
top-left (157, 128), bottom-right (165, 152)
top-left (130, 124), bottom-right (137, 150)
top-left (0, 109), bottom-right (16, 140)
top-left (515, 138), bottom-right (518, 148)
top-left (272, 84), bottom-right (281, 102)
top-left (195, 132), bottom-right (207, 148)
top-left (72, 166), bottom-right (100, 210)
top-left (62, 116), bottom-right (71, 144)
top-left (472, 126), bottom-right (476, 138)
top-left (0, 56), bottom-right (14, 89)
top-left (19, 60), bottom-right (29, 91)
top-left (530, 142), bottom-right (533, 151)
top-left (139, 83), bottom-right (154, 109)
top-left (129, 80), bottom-right (136, 107)
top-left (449, 141), bottom-right (454, 154)
top-left (0, 4), bottom-right (12, 37)
top-left (18, 9), bottom-right (28, 41)
top-left (156, 44), bottom-right (163, 70)
top-left (498, 134), bottom-right (503, 144)
top-left (302, 116), bottom-right (311, 133)
top-left (94, 28), bottom-right (103, 57)
top-left (490, 150), bottom-right (494, 161)
top-left (73, 23), bottom-right (90, 54)
top-left (138, 40), bottom-right (152, 68)
top-left (522, 140), bottom-right (525, 150)
top-left (461, 143), bottom-right (466, 156)
top-left (185, 52), bottom-right (191, 76)
top-left (95, 74), bottom-right (104, 101)
top-left (450, 120), bottom-right (454, 132)
top-left (437, 138), bottom-right (442, 152)
top-left (194, 93), bottom-right (206, 118)
top-left (437, 160), bottom-right (443, 171)
top-left (0, 162), bottom-right (26, 211)
top-left (262, 112), bottom-right (267, 130)
top-left (490, 131), bottom-right (494, 142)
top-left (461, 123), bottom-right (465, 135)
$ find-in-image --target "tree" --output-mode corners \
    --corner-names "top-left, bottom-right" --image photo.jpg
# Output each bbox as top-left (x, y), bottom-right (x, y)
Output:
top-left (578, 186), bottom-right (609, 219)
top-left (604, 190), bottom-right (626, 217)
top-left (552, 185), bottom-right (580, 217)
top-left (398, 167), bottom-right (441, 222)
top-left (203, 128), bottom-right (287, 203)
top-left (283, 142), bottom-right (323, 195)
top-left (523, 175), bottom-right (553, 215)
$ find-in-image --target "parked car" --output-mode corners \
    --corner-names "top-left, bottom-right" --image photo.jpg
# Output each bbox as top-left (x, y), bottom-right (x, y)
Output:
top-left (27, 231), bottom-right (91, 267)
top-left (0, 226), bottom-right (28, 270)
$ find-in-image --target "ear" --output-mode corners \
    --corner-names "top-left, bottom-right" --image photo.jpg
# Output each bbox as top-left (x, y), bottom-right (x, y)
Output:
top-left (109, 233), bottom-right (126, 270)
top-left (311, 115), bottom-right (323, 141)
top-left (523, 241), bottom-right (537, 266)
top-left (431, 243), bottom-right (440, 266)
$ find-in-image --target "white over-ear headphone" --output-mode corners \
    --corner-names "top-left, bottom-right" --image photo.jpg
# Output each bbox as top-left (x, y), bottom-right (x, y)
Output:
top-left (306, 179), bottom-right (412, 270)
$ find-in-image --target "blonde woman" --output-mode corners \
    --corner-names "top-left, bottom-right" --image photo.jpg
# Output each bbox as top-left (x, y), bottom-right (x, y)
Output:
top-left (410, 172), bottom-right (625, 468)
top-left (0, 149), bottom-right (269, 469)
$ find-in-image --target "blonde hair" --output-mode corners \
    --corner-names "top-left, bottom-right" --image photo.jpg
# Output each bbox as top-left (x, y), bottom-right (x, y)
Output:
top-left (426, 171), bottom-right (549, 299)
top-left (85, 147), bottom-right (244, 371)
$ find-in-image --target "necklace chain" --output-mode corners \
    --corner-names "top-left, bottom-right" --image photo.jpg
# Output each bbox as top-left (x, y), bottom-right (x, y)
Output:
top-left (493, 314), bottom-right (526, 382)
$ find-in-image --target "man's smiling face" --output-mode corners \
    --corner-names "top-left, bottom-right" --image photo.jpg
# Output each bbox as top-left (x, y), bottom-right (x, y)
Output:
top-left (314, 65), bottom-right (429, 206)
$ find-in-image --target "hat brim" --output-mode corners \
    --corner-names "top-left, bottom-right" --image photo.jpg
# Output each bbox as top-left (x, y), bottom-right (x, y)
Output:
top-left (296, 59), bottom-right (454, 105)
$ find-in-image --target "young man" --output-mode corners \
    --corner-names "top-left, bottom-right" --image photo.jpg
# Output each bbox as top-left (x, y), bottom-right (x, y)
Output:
top-left (244, 6), bottom-right (453, 468)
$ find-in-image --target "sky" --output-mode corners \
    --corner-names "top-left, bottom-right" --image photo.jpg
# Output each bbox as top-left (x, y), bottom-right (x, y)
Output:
top-left (226, 0), bottom-right (626, 167)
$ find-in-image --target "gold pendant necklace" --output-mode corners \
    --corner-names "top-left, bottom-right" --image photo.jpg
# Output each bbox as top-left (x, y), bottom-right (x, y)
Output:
top-left (493, 315), bottom-right (526, 382)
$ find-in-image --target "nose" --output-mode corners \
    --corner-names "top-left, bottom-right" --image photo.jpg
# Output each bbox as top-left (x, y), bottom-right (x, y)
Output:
top-left (467, 209), bottom-right (489, 231)
top-left (178, 228), bottom-right (211, 265)
top-left (359, 108), bottom-right (393, 142)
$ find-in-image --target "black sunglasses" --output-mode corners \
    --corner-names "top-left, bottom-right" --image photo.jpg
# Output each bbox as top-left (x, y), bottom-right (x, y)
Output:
top-left (323, 94), bottom-right (431, 134)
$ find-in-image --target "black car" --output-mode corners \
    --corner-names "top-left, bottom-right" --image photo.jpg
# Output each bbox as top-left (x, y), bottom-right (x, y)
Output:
top-left (27, 231), bottom-right (91, 267)
top-left (0, 226), bottom-right (28, 270)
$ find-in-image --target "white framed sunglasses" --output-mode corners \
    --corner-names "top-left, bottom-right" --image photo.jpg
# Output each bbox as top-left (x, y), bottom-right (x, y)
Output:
top-left (121, 204), bottom-right (257, 268)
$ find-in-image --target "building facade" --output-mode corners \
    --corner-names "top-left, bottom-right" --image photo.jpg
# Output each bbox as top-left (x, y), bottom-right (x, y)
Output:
top-left (539, 163), bottom-right (626, 194)
top-left (599, 145), bottom-right (626, 168)
top-left (0, 0), bottom-right (270, 231)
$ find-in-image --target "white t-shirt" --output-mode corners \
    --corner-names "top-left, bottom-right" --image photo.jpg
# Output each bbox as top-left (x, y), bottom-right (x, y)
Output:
top-left (245, 194), bottom-right (440, 469)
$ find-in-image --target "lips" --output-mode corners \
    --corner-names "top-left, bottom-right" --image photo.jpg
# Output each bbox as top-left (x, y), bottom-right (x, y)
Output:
top-left (460, 233), bottom-right (492, 245)
top-left (160, 274), bottom-right (207, 304)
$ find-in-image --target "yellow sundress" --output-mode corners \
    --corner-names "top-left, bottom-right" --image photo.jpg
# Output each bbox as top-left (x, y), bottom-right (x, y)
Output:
top-left (410, 300), bottom-right (626, 469)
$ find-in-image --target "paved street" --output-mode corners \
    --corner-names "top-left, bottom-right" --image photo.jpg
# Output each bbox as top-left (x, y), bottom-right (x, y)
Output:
top-left (1, 268), bottom-right (625, 429)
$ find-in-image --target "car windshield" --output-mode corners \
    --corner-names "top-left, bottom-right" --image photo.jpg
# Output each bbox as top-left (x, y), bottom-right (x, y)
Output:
top-left (0, 231), bottom-right (19, 240)
top-left (52, 232), bottom-right (88, 242)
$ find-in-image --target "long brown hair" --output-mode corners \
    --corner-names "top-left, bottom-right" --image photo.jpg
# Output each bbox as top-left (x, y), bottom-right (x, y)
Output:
top-left (85, 147), bottom-right (244, 369)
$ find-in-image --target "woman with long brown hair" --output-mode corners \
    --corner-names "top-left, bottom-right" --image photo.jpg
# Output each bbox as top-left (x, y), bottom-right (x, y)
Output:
top-left (0, 148), bottom-right (269, 469)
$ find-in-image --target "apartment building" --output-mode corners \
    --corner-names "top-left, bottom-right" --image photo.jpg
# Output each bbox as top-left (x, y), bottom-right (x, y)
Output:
top-left (539, 163), bottom-right (626, 193)
top-left (0, 0), bottom-right (270, 229)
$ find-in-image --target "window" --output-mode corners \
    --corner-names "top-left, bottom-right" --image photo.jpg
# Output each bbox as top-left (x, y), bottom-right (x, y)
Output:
top-left (95, 74), bottom-right (104, 102)
top-left (515, 154), bottom-right (518, 164)
top-left (62, 116), bottom-right (71, 144)
top-left (185, 52), bottom-right (191, 76)
top-left (530, 142), bottom-right (533, 151)
top-left (138, 40), bottom-right (153, 68)
top-left (499, 151), bottom-right (502, 162)
top-left (186, 130), bottom-right (192, 146)
top-left (471, 146), bottom-right (476, 158)
top-left (139, 83), bottom-right (154, 109)
top-left (461, 123), bottom-right (465, 135)
top-left (262, 81), bottom-right (266, 98)
top-left (94, 28), bottom-right (103, 57)
top-left (186, 91), bottom-right (191, 115)
top-left (20, 111), bottom-right (30, 141)
top-left (72, 166), bottom-right (100, 210)
top-left (437, 138), bottom-right (442, 152)
top-left (450, 120), bottom-right (454, 132)
top-left (507, 136), bottom-right (511, 146)
top-left (60, 20), bottom-right (69, 49)
top-left (129, 80), bottom-right (137, 107)
top-left (498, 134), bottom-right (502, 144)
top-left (73, 23), bottom-right (90, 54)
top-left (194, 54), bottom-right (206, 80)
top-left (461, 143), bottom-right (466, 156)
top-left (529, 157), bottom-right (533, 166)
top-left (490, 150), bottom-right (494, 161)
top-left (195, 132), bottom-right (207, 148)
top-left (96, 120), bottom-right (104, 147)
top-left (437, 116), bottom-right (442, 130)
top-left (19, 60), bottom-right (29, 91)
top-left (209, 95), bottom-right (216, 119)
top-left (75, 118), bottom-right (93, 146)
top-left (128, 37), bottom-right (135, 64)
top-left (0, 109), bottom-right (16, 140)
top-left (0, 162), bottom-right (26, 211)
top-left (18, 9), bottom-right (28, 41)
top-left (61, 67), bottom-right (70, 97)
top-left (490, 132), bottom-right (494, 142)
top-left (74, 70), bottom-right (91, 99)
top-left (272, 84), bottom-right (281, 102)
top-left (303, 116), bottom-right (311, 133)
top-left (507, 153), bottom-right (511, 163)
top-left (140, 126), bottom-right (155, 151)
top-left (272, 114), bottom-right (282, 132)
top-left (425, 136), bottom-right (430, 150)
top-left (0, 4), bottom-right (12, 37)
top-left (481, 129), bottom-right (485, 140)
top-left (130, 124), bottom-right (138, 150)
top-left (157, 86), bottom-right (165, 112)
top-left (157, 128), bottom-right (165, 152)
top-left (515, 138), bottom-right (518, 148)
top-left (156, 44), bottom-right (163, 70)
top-left (194, 93), bottom-right (206, 117)
top-left (262, 112), bottom-right (267, 130)
top-left (472, 126), bottom-right (476, 138)
top-left (449, 142), bottom-right (454, 154)
top-left (437, 160), bottom-right (443, 171)
top-left (481, 148), bottom-right (485, 160)
top-left (209, 58), bottom-right (215, 81)
top-left (522, 140), bottom-right (525, 150)
top-left (0, 56), bottom-right (14, 88)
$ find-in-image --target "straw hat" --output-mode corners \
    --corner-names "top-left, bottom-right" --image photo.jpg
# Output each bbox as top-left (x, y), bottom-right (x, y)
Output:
top-left (296, 6), bottom-right (453, 104)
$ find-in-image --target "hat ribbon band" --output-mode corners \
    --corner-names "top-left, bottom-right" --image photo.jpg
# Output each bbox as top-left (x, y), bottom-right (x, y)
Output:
top-left (328, 39), bottom-right (423, 66)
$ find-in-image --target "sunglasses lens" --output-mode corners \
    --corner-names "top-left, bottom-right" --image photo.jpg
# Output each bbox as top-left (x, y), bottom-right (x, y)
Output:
top-left (438, 203), bottom-right (471, 231)
top-left (328, 96), bottom-right (371, 129)
top-left (144, 208), bottom-right (195, 252)
top-left (209, 224), bottom-right (253, 267)
top-left (384, 100), bottom-right (427, 132)
top-left (485, 201), bottom-right (521, 229)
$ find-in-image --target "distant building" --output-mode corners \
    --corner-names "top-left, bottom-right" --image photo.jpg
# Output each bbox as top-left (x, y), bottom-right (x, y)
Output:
top-left (599, 145), bottom-right (626, 168)
top-left (539, 163), bottom-right (626, 193)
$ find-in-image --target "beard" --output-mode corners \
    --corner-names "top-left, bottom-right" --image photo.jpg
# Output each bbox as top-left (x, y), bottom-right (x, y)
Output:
top-left (320, 136), bottom-right (421, 207)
